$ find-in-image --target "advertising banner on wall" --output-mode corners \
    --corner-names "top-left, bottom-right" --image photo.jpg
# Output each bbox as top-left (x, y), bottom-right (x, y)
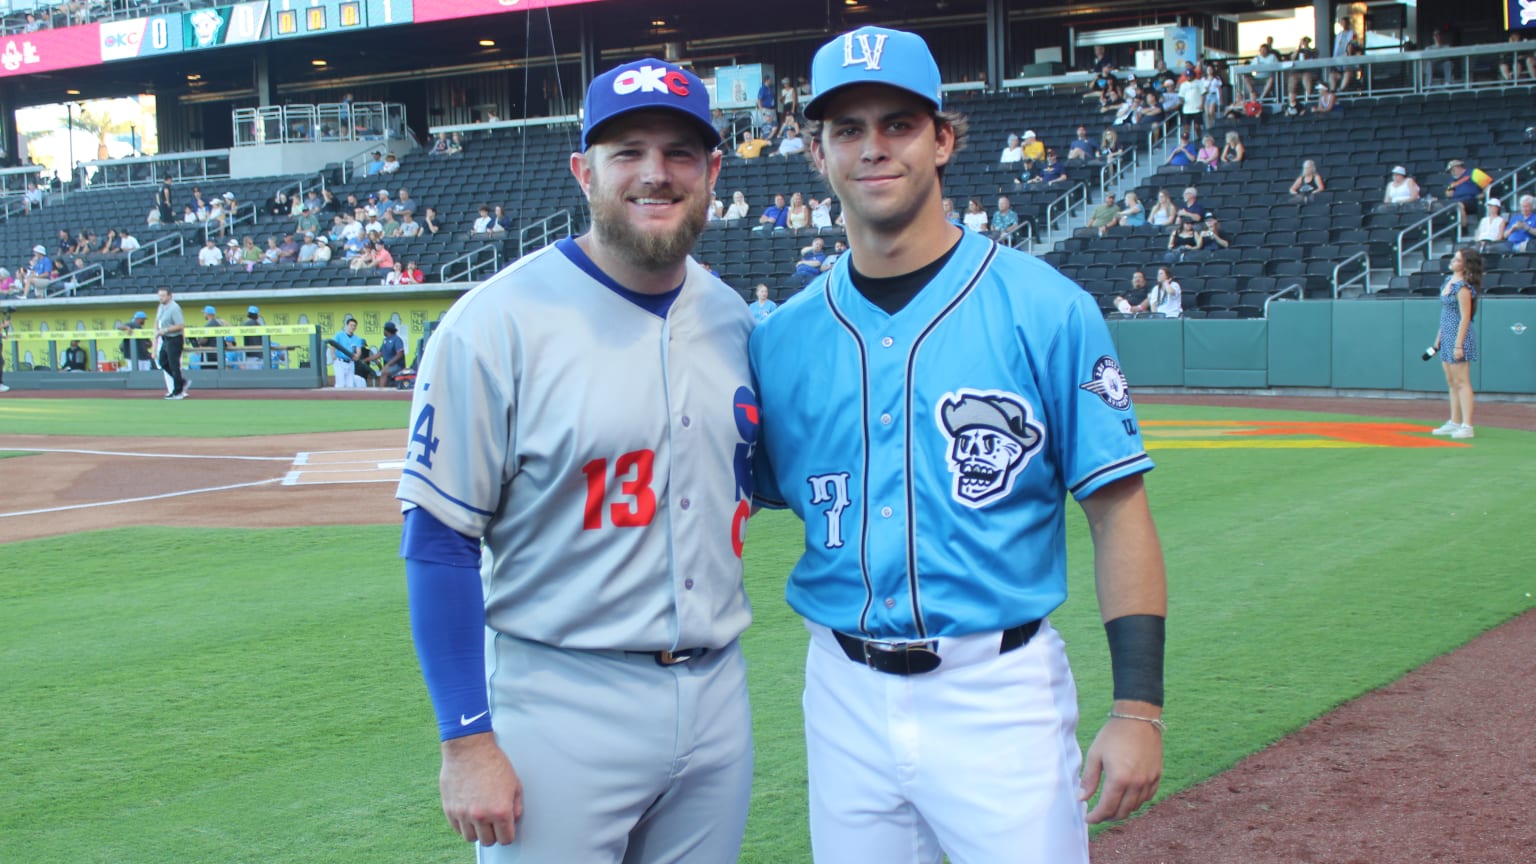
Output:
top-left (411, 0), bottom-right (602, 26)
top-left (1163, 26), bottom-right (1200, 70)
top-left (100, 15), bottom-right (184, 62)
top-left (0, 25), bottom-right (102, 77)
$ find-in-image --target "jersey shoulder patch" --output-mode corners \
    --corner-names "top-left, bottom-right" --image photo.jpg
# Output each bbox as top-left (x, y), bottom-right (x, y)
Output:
top-left (1079, 355), bottom-right (1133, 410)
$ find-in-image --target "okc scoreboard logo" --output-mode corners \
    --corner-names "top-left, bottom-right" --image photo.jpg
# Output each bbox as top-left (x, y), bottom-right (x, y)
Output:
top-left (935, 390), bottom-right (1043, 508)
top-left (613, 64), bottom-right (691, 97)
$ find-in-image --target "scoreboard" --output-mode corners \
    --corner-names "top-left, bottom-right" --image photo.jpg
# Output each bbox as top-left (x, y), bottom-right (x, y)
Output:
top-left (0, 0), bottom-right (603, 77)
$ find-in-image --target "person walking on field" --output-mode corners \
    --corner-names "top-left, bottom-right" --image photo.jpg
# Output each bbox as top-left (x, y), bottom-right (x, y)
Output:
top-left (1429, 247), bottom-right (1480, 439)
top-left (395, 57), bottom-right (756, 864)
top-left (748, 25), bottom-right (1167, 864)
top-left (155, 288), bottom-right (189, 399)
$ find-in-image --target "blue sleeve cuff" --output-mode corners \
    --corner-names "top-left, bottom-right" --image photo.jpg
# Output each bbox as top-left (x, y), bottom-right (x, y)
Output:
top-left (402, 510), bottom-right (491, 741)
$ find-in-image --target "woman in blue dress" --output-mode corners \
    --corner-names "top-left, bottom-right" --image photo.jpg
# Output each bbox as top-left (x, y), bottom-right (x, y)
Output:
top-left (1430, 247), bottom-right (1480, 439)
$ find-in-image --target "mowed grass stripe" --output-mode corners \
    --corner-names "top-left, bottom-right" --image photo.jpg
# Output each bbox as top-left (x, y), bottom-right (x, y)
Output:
top-left (0, 397), bottom-right (410, 437)
top-left (1, 405), bottom-right (1532, 863)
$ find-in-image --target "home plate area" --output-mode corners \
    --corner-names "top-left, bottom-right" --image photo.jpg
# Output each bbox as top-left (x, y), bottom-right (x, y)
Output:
top-left (285, 448), bottom-right (406, 485)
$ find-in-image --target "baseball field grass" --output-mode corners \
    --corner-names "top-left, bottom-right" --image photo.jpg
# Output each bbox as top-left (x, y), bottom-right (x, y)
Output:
top-left (2, 399), bottom-right (1533, 863)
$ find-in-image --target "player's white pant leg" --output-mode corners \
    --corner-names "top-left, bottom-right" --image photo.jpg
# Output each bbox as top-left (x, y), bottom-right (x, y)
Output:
top-left (478, 635), bottom-right (752, 864)
top-left (803, 621), bottom-right (1089, 864)
top-left (803, 624), bottom-right (945, 864)
top-left (162, 368), bottom-right (174, 395)
top-left (332, 358), bottom-right (354, 388)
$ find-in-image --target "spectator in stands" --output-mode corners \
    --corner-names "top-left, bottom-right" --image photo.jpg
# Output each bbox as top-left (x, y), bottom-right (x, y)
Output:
top-left (1110, 86), bottom-right (1141, 126)
top-left (1177, 72), bottom-right (1205, 134)
top-left (1441, 159), bottom-right (1480, 217)
top-left (1332, 22), bottom-right (1362, 93)
top-left (447, 133), bottom-right (464, 156)
top-left (1500, 195), bottom-right (1536, 251)
top-left (754, 194), bottom-right (788, 232)
top-left (1288, 160), bottom-right (1325, 203)
top-left (1020, 130), bottom-right (1045, 163)
top-left (1159, 78), bottom-right (1182, 115)
top-left (1312, 81), bottom-right (1338, 114)
top-left (55, 228), bottom-right (73, 259)
top-left (1474, 198), bottom-right (1509, 252)
top-left (736, 130), bottom-right (770, 159)
top-left (61, 340), bottom-right (88, 372)
top-left (1113, 270), bottom-right (1151, 315)
top-left (430, 134), bottom-right (449, 156)
top-left (942, 197), bottom-right (962, 226)
top-left (1244, 43), bottom-right (1281, 103)
top-left (1379, 165), bottom-right (1422, 211)
top-left (381, 153), bottom-right (401, 175)
top-left (1165, 131), bottom-right (1197, 167)
top-left (1195, 134), bottom-right (1221, 171)
top-left (1150, 267), bottom-right (1184, 317)
top-left (374, 243), bottom-right (394, 271)
top-left (1097, 79), bottom-right (1126, 114)
top-left (302, 190), bottom-right (321, 213)
top-left (809, 195), bottom-right (835, 231)
top-left (472, 206), bottom-right (493, 233)
top-left (199, 238), bottom-right (222, 266)
top-left (23, 13), bottom-right (44, 32)
top-left (793, 237), bottom-right (827, 285)
top-left (1288, 37), bottom-right (1319, 102)
top-left (224, 238), bottom-right (241, 265)
top-left (1202, 63), bottom-right (1225, 126)
top-left (1500, 32), bottom-right (1536, 81)
top-left (320, 189), bottom-right (341, 214)
top-left (277, 233), bottom-right (299, 263)
top-left (364, 210), bottom-right (384, 236)
top-left (395, 189), bottom-right (417, 215)
top-left (1423, 29), bottom-right (1457, 88)
top-left (400, 212), bottom-right (422, 238)
top-left (749, 283), bottom-right (777, 323)
top-left (1065, 126), bottom-right (1098, 162)
top-left (1197, 212), bottom-right (1231, 253)
top-left (297, 234), bottom-right (319, 264)
top-left (313, 237), bottom-right (333, 265)
top-left (1000, 133), bottom-right (1024, 164)
top-left (1100, 128), bottom-right (1124, 163)
top-left (725, 191), bottom-right (750, 223)
top-left (181, 204), bottom-right (198, 224)
top-left (266, 190), bottom-right (290, 216)
top-left (1086, 191), bottom-right (1120, 237)
top-left (1176, 186), bottom-right (1203, 222)
top-left (24, 245), bottom-right (53, 297)
top-left (1038, 150), bottom-right (1069, 185)
top-left (1115, 191), bottom-right (1147, 229)
top-left (991, 195), bottom-right (1022, 243)
top-left (402, 260), bottom-right (424, 283)
top-left (1135, 90), bottom-right (1164, 127)
top-left (295, 207), bottom-right (321, 237)
top-left (381, 211), bottom-right (403, 238)
top-left (757, 75), bottom-right (777, 138)
top-left (1219, 131), bottom-right (1245, 166)
top-left (366, 151), bottom-right (386, 176)
top-left (350, 240), bottom-right (378, 270)
top-left (775, 128), bottom-right (806, 158)
top-left (240, 236), bottom-right (262, 267)
top-left (190, 187), bottom-right (208, 217)
top-left (0, 268), bottom-right (14, 297)
top-left (1090, 45), bottom-right (1116, 83)
top-left (820, 240), bottom-right (846, 271)
top-left (1282, 93), bottom-right (1305, 117)
top-left (962, 197), bottom-right (990, 232)
top-left (1148, 189), bottom-right (1177, 229)
top-left (422, 206), bottom-right (443, 235)
top-left (785, 193), bottom-right (812, 231)
top-left (206, 195), bottom-right (228, 235)
top-left (1165, 219), bottom-right (1201, 262)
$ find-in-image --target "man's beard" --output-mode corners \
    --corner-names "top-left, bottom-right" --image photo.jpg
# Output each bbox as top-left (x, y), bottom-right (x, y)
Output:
top-left (589, 177), bottom-right (709, 273)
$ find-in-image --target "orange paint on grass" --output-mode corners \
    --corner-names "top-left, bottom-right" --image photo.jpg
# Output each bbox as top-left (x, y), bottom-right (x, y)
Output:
top-left (1140, 420), bottom-right (1470, 448)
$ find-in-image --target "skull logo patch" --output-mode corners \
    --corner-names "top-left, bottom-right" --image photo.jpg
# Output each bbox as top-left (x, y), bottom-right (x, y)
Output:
top-left (935, 390), bottom-right (1044, 508)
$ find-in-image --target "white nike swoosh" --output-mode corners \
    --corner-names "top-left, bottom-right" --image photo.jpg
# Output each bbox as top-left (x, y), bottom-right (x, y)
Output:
top-left (459, 711), bottom-right (489, 726)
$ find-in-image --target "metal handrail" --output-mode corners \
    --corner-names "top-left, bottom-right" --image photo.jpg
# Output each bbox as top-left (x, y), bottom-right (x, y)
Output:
top-left (1331, 251), bottom-right (1371, 298)
top-left (1263, 283), bottom-right (1305, 317)
top-left (1224, 41), bottom-right (1536, 101)
top-left (202, 202), bottom-right (259, 245)
top-left (520, 210), bottom-right (573, 256)
top-left (1044, 181), bottom-right (1090, 241)
top-left (1396, 205), bottom-right (1463, 274)
top-left (1481, 154), bottom-right (1536, 213)
top-left (80, 150), bottom-right (232, 190)
top-left (440, 245), bottom-right (500, 283)
top-left (50, 263), bottom-right (105, 298)
top-left (1099, 147), bottom-right (1140, 202)
top-left (339, 142), bottom-right (389, 186)
top-left (128, 233), bottom-right (184, 274)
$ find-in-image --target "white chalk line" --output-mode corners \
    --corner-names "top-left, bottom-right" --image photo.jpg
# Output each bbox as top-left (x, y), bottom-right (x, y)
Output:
top-left (0, 478), bottom-right (283, 519)
top-left (0, 446), bottom-right (292, 462)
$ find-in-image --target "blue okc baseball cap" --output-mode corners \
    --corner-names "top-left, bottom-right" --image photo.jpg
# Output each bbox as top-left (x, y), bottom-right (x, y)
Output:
top-left (133, 311), bottom-right (146, 319)
top-left (582, 57), bottom-right (718, 151)
top-left (203, 305), bottom-right (216, 315)
top-left (811, 26), bottom-right (940, 119)
top-left (806, 26), bottom-right (943, 120)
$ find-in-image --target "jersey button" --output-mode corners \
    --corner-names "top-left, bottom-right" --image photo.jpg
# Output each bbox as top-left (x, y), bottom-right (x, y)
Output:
top-left (680, 498), bottom-right (691, 510)
top-left (880, 413), bottom-right (892, 425)
top-left (880, 506), bottom-right (893, 518)
top-left (884, 597), bottom-right (896, 608)
top-left (681, 415), bottom-right (691, 428)
top-left (880, 336), bottom-right (894, 348)
top-left (685, 578), bottom-right (695, 590)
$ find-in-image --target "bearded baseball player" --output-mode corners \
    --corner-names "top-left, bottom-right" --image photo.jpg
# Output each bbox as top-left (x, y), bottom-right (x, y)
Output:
top-left (749, 26), bottom-right (1168, 863)
top-left (395, 58), bottom-right (757, 863)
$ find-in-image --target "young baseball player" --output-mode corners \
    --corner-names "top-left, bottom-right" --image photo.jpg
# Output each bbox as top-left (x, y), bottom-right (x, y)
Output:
top-left (749, 26), bottom-right (1168, 863)
top-left (396, 58), bottom-right (756, 863)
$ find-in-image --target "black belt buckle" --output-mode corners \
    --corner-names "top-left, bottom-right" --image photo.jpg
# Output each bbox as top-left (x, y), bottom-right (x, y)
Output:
top-left (864, 640), bottom-right (942, 676)
top-left (655, 648), bottom-right (707, 666)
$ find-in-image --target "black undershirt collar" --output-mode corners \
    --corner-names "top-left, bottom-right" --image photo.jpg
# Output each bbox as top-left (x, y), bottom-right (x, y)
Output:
top-left (848, 233), bottom-right (965, 316)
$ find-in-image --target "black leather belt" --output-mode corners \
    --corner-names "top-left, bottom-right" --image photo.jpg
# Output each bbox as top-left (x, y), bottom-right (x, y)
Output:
top-left (833, 620), bottom-right (1041, 676)
top-left (645, 648), bottom-right (709, 667)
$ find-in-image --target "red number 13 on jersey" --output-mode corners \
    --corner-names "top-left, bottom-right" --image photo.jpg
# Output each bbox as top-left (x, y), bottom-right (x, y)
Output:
top-left (582, 450), bottom-right (657, 530)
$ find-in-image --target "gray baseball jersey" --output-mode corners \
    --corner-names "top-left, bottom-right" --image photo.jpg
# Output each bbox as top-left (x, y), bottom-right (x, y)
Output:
top-left (395, 240), bottom-right (757, 652)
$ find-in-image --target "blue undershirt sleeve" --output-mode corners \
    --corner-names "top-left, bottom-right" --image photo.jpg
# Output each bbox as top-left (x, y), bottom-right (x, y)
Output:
top-left (400, 507), bottom-right (492, 740)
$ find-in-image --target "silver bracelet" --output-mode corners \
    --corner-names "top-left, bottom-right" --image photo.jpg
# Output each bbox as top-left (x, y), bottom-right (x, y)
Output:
top-left (1107, 711), bottom-right (1166, 733)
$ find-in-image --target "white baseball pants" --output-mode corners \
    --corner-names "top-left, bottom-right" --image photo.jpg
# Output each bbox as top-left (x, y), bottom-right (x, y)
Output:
top-left (332, 357), bottom-right (362, 388)
top-left (803, 619), bottom-right (1090, 864)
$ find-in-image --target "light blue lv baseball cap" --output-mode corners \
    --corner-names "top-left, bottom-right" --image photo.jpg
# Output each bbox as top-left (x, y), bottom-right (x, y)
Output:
top-left (203, 305), bottom-right (216, 315)
top-left (805, 26), bottom-right (943, 121)
top-left (582, 58), bottom-right (718, 151)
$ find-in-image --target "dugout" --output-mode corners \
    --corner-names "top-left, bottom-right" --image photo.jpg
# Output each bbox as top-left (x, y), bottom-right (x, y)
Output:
top-left (2, 324), bottom-right (329, 390)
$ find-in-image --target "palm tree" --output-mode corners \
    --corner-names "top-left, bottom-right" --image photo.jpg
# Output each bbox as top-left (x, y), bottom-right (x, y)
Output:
top-left (66, 106), bottom-right (133, 160)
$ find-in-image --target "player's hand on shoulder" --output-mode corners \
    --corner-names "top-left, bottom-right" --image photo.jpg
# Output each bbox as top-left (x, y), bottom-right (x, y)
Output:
top-left (439, 732), bottom-right (524, 846)
top-left (1079, 706), bottom-right (1163, 824)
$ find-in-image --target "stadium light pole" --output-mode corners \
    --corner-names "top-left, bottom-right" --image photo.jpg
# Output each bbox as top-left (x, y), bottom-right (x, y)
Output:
top-left (66, 103), bottom-right (73, 190)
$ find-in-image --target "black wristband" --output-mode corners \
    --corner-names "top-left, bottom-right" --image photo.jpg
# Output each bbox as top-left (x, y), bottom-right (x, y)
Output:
top-left (1105, 614), bottom-right (1165, 707)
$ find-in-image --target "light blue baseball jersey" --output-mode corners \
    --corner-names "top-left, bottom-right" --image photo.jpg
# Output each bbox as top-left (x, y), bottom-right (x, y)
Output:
top-left (750, 229), bottom-right (1152, 640)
